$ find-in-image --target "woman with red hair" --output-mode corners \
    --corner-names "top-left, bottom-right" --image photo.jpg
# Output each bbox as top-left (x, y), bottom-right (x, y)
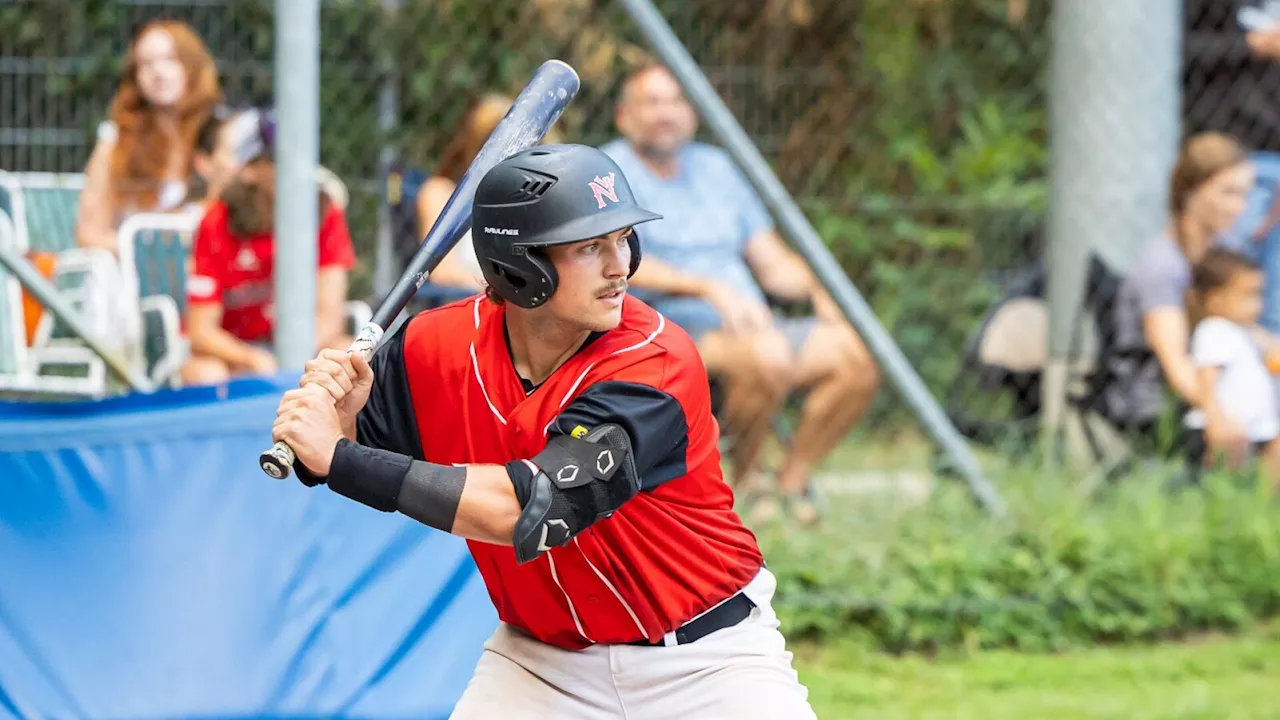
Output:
top-left (75, 19), bottom-right (221, 251)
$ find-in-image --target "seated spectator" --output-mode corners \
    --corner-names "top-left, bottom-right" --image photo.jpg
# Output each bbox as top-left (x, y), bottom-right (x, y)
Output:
top-left (76, 19), bottom-right (220, 252)
top-left (181, 116), bottom-right (356, 385)
top-left (601, 62), bottom-right (879, 525)
top-left (1182, 248), bottom-right (1280, 481)
top-left (1119, 132), bottom-right (1278, 457)
top-left (414, 93), bottom-right (561, 293)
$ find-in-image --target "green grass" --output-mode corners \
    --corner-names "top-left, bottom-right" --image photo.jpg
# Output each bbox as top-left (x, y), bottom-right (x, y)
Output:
top-left (793, 626), bottom-right (1280, 719)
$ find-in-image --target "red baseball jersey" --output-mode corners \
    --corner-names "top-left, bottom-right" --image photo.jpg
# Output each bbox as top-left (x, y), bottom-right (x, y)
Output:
top-left (187, 200), bottom-right (356, 342)
top-left (354, 294), bottom-right (764, 649)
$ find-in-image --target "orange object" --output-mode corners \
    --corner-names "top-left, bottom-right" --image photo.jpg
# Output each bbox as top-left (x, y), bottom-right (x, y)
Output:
top-left (21, 251), bottom-right (57, 346)
top-left (1268, 349), bottom-right (1280, 376)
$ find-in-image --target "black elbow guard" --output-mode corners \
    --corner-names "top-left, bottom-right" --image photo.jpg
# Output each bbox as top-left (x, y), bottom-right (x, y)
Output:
top-left (509, 423), bottom-right (640, 564)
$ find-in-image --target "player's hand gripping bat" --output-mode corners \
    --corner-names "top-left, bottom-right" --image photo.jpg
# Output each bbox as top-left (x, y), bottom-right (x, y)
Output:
top-left (258, 59), bottom-right (581, 480)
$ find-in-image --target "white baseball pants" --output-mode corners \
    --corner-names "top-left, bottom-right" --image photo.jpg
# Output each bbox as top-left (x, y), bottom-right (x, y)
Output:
top-left (448, 567), bottom-right (818, 720)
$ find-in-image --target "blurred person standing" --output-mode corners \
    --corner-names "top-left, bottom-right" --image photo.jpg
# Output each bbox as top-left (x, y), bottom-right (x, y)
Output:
top-left (1182, 248), bottom-right (1280, 481)
top-left (602, 63), bottom-right (879, 525)
top-left (76, 19), bottom-right (221, 252)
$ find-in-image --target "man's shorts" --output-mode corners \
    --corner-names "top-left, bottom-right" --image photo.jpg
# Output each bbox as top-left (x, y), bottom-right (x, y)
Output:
top-left (634, 291), bottom-right (818, 357)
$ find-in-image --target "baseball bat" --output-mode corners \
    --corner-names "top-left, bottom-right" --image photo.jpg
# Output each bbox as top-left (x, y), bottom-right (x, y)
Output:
top-left (259, 59), bottom-right (581, 479)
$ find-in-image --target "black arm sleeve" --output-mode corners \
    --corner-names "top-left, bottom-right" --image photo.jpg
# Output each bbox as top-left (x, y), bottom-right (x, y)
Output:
top-left (293, 320), bottom-right (426, 485)
top-left (355, 322), bottom-right (426, 460)
top-left (545, 380), bottom-right (689, 492)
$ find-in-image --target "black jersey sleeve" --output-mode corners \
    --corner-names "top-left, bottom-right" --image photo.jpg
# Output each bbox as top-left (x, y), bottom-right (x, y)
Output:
top-left (545, 380), bottom-right (689, 491)
top-left (292, 320), bottom-right (425, 485)
top-left (354, 322), bottom-right (426, 461)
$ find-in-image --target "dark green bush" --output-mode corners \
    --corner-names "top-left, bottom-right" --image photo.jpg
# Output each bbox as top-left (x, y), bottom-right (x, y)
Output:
top-left (761, 468), bottom-right (1280, 654)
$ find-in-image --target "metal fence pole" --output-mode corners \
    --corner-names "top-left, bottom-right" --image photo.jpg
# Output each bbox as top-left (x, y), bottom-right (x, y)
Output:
top-left (373, 0), bottom-right (403, 300)
top-left (616, 0), bottom-right (1005, 514)
top-left (1042, 0), bottom-right (1180, 452)
top-left (273, 0), bottom-right (321, 370)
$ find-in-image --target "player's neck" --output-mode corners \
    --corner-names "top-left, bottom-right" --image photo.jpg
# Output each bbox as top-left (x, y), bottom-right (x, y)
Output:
top-left (504, 311), bottom-right (592, 387)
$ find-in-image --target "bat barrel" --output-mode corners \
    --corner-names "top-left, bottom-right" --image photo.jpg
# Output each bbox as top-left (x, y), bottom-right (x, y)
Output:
top-left (372, 59), bottom-right (581, 329)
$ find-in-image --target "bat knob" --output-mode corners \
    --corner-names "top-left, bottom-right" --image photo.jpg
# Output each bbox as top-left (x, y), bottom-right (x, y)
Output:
top-left (260, 441), bottom-right (295, 480)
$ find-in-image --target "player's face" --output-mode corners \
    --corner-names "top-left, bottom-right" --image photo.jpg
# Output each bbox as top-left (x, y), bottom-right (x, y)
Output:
top-left (134, 29), bottom-right (188, 109)
top-left (617, 67), bottom-right (696, 160)
top-left (543, 229), bottom-right (633, 332)
top-left (1210, 269), bottom-right (1265, 327)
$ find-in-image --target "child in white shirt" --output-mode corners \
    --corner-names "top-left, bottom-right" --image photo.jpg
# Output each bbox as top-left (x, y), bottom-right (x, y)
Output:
top-left (1184, 248), bottom-right (1280, 482)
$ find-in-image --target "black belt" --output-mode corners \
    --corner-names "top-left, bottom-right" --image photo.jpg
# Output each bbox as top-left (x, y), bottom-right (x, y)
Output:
top-left (626, 592), bottom-right (756, 647)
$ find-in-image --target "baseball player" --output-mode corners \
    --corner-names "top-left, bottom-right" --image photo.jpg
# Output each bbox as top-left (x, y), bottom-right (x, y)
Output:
top-left (272, 144), bottom-right (818, 719)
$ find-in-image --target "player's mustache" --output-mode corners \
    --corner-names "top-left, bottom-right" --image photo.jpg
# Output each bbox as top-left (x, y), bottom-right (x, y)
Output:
top-left (596, 281), bottom-right (627, 297)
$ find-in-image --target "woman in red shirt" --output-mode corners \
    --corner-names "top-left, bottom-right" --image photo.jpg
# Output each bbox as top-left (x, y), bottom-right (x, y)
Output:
top-left (181, 113), bottom-right (356, 385)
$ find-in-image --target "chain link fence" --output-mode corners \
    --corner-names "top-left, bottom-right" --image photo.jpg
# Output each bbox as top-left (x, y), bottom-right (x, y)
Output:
top-left (1, 0), bottom-right (1055, 446)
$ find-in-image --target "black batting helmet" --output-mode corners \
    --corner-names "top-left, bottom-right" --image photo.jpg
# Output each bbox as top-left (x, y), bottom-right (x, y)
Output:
top-left (471, 144), bottom-right (662, 308)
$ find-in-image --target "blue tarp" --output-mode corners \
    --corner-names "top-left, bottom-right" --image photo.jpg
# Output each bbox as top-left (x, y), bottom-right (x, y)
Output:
top-left (0, 375), bottom-right (497, 719)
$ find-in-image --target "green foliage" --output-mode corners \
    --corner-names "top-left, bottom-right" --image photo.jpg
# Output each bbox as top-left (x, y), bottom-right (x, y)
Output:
top-left (760, 468), bottom-right (1280, 654)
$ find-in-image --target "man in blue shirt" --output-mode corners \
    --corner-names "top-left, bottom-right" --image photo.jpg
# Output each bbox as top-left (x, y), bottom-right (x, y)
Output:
top-left (602, 63), bottom-right (880, 524)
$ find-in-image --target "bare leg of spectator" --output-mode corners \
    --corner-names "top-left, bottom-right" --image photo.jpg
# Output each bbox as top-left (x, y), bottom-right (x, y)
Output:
top-left (698, 329), bottom-right (792, 488)
top-left (181, 355), bottom-right (231, 386)
top-left (775, 321), bottom-right (879, 522)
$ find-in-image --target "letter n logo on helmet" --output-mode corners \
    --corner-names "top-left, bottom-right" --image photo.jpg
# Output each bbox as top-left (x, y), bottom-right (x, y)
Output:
top-left (589, 172), bottom-right (619, 209)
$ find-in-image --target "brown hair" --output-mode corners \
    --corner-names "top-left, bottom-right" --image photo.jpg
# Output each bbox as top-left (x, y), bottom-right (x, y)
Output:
top-left (1187, 247), bottom-right (1259, 325)
top-left (1171, 133), bottom-right (1248, 215)
top-left (221, 157), bottom-right (333, 239)
top-left (107, 20), bottom-right (221, 212)
top-left (617, 59), bottom-right (671, 104)
top-left (436, 93), bottom-right (564, 183)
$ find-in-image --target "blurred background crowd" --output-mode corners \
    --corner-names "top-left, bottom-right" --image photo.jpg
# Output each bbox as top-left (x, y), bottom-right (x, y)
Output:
top-left (7, 0), bottom-right (1280, 504)
top-left (4, 1), bottom-right (1280, 716)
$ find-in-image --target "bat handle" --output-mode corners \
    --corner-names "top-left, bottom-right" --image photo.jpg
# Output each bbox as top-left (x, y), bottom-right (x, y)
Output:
top-left (260, 441), bottom-right (297, 479)
top-left (258, 323), bottom-right (386, 480)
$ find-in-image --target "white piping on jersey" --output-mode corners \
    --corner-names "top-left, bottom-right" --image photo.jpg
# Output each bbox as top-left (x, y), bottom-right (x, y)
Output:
top-left (470, 342), bottom-right (507, 425)
top-left (573, 536), bottom-right (647, 639)
top-left (543, 313), bottom-right (668, 437)
top-left (472, 296), bottom-right (482, 329)
top-left (546, 551), bottom-right (592, 643)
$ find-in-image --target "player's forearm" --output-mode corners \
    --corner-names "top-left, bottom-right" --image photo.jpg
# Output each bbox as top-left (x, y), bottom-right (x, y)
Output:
top-left (320, 439), bottom-right (518, 545)
top-left (447, 465), bottom-right (520, 544)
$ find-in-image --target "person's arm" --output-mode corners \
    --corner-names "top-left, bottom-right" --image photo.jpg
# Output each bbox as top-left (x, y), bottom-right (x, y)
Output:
top-left (315, 267), bottom-right (348, 349)
top-left (75, 135), bottom-right (119, 252)
top-left (313, 205), bottom-right (357, 349)
top-left (1144, 308), bottom-right (1202, 406)
top-left (630, 254), bottom-right (773, 332)
top-left (743, 229), bottom-right (814, 303)
top-left (416, 177), bottom-right (482, 289)
top-left (187, 301), bottom-right (275, 372)
top-left (628, 253), bottom-right (714, 296)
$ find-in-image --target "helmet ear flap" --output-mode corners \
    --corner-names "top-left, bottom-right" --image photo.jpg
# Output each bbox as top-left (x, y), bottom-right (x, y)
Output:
top-left (482, 247), bottom-right (559, 309)
top-left (627, 230), bottom-right (643, 278)
top-left (522, 249), bottom-right (559, 308)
